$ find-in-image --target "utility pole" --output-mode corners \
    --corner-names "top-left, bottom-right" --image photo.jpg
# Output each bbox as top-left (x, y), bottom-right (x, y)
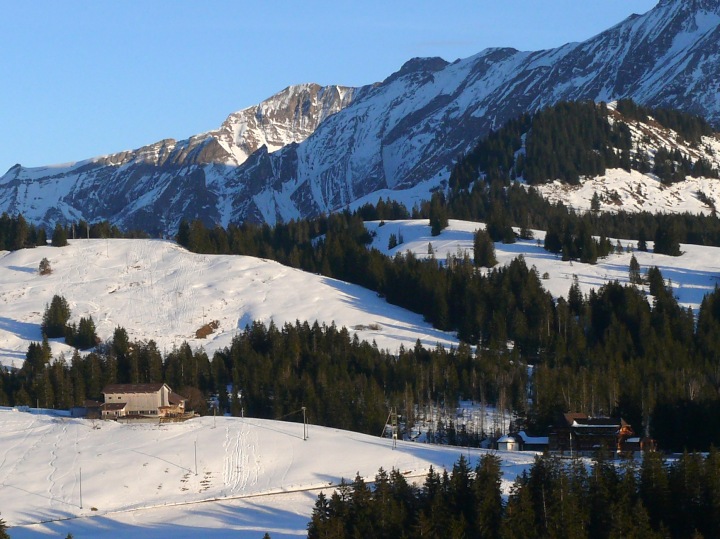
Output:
top-left (302, 407), bottom-right (307, 441)
top-left (391, 408), bottom-right (398, 450)
top-left (194, 440), bottom-right (198, 476)
top-left (79, 467), bottom-right (83, 509)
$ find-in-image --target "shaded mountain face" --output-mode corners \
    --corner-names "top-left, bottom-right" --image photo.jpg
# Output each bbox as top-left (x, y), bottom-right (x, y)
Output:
top-left (2, 0), bottom-right (719, 234)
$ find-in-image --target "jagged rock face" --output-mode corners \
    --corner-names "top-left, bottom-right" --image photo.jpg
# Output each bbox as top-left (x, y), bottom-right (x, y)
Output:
top-left (1, 0), bottom-right (719, 234)
top-left (214, 83), bottom-right (357, 165)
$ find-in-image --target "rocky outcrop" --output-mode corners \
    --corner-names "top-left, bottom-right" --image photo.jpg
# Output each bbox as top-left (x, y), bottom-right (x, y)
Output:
top-left (1, 0), bottom-right (718, 234)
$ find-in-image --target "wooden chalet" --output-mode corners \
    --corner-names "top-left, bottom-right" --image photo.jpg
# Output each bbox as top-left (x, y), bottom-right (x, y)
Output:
top-left (549, 412), bottom-right (634, 455)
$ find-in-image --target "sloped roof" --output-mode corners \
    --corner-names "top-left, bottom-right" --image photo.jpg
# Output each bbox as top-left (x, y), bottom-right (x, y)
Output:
top-left (102, 402), bottom-right (127, 411)
top-left (517, 431), bottom-right (549, 445)
top-left (168, 391), bottom-right (187, 405)
top-left (102, 383), bottom-right (167, 394)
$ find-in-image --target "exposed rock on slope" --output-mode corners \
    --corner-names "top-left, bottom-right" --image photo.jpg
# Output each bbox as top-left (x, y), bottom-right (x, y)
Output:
top-left (1, 0), bottom-right (718, 233)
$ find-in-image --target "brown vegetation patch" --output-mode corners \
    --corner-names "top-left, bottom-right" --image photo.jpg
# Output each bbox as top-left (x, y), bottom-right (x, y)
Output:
top-left (195, 320), bottom-right (220, 339)
top-left (352, 323), bottom-right (382, 331)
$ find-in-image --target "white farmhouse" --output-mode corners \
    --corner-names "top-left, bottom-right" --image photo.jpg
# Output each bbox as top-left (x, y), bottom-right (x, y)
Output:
top-left (101, 383), bottom-right (187, 419)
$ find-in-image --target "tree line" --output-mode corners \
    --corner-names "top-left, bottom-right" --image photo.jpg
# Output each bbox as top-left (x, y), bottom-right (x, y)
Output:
top-left (174, 207), bottom-right (720, 450)
top-left (7, 262), bottom-right (720, 451)
top-left (310, 451), bottom-right (720, 539)
top-left (0, 321), bottom-right (526, 437)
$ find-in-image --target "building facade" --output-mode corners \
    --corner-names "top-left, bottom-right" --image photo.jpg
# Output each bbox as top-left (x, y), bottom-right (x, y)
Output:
top-left (100, 383), bottom-right (187, 418)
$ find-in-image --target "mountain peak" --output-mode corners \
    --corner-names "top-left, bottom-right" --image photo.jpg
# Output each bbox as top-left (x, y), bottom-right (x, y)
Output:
top-left (383, 57), bottom-right (450, 85)
top-left (658, 0), bottom-right (720, 12)
top-left (1, 1), bottom-right (719, 233)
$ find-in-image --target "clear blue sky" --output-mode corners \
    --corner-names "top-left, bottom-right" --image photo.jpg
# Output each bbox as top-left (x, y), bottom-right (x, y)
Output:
top-left (0, 1), bottom-right (658, 174)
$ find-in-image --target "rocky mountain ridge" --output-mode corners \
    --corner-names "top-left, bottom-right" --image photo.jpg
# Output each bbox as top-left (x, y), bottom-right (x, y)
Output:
top-left (1, 0), bottom-right (719, 234)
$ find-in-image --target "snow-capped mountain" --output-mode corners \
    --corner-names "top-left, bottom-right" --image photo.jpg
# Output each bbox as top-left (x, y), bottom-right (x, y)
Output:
top-left (0, 84), bottom-right (357, 234)
top-left (2, 0), bottom-right (719, 233)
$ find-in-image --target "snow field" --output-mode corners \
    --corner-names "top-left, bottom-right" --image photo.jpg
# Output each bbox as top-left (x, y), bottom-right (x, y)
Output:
top-left (1, 411), bottom-right (535, 538)
top-left (0, 238), bottom-right (459, 369)
top-left (366, 219), bottom-right (720, 313)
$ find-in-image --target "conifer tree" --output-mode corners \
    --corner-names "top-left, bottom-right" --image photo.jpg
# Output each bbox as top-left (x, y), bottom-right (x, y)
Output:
top-left (51, 222), bottom-right (68, 247)
top-left (38, 257), bottom-right (52, 275)
top-left (629, 254), bottom-right (642, 284)
top-left (654, 219), bottom-right (682, 256)
top-left (473, 228), bottom-right (497, 267)
top-left (638, 228), bottom-right (648, 252)
top-left (0, 513), bottom-right (9, 539)
top-left (474, 454), bottom-right (503, 538)
top-left (429, 192), bottom-right (449, 236)
top-left (41, 295), bottom-right (71, 338)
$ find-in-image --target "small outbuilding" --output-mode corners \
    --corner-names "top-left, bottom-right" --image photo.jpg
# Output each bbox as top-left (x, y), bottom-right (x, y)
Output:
top-left (497, 435), bottom-right (520, 451)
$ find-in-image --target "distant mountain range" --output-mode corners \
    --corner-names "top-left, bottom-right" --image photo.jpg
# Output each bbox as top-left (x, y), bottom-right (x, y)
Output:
top-left (1, 0), bottom-right (719, 234)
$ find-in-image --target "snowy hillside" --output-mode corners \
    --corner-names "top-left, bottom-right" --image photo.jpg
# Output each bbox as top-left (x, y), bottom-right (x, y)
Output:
top-left (0, 239), bottom-right (458, 369)
top-left (2, 0), bottom-right (719, 232)
top-left (534, 104), bottom-right (720, 214)
top-left (366, 219), bottom-right (720, 312)
top-left (0, 411), bottom-right (536, 538)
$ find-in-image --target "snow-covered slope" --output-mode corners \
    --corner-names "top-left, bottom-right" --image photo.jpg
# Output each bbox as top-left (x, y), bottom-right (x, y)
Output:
top-left (533, 103), bottom-right (720, 214)
top-left (0, 239), bottom-right (458, 369)
top-left (0, 412), bottom-right (536, 538)
top-left (2, 0), bottom-right (719, 233)
top-left (366, 219), bottom-right (720, 313)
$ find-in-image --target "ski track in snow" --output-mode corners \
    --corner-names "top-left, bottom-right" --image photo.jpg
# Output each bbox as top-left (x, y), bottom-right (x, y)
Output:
top-left (0, 414), bottom-right (38, 484)
top-left (1, 413), bottom-right (538, 538)
top-left (46, 421), bottom-right (65, 506)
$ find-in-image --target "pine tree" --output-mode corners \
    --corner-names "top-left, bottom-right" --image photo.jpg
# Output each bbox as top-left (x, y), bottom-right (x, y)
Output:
top-left (0, 513), bottom-right (9, 539)
top-left (388, 233), bottom-right (398, 250)
top-left (176, 219), bottom-right (191, 248)
top-left (629, 254), bottom-right (642, 285)
top-left (473, 228), bottom-right (497, 267)
top-left (41, 295), bottom-right (71, 338)
top-left (474, 454), bottom-right (503, 538)
top-left (51, 223), bottom-right (68, 247)
top-left (38, 257), bottom-right (52, 275)
top-left (503, 472), bottom-right (538, 538)
top-left (74, 316), bottom-right (98, 350)
top-left (654, 219), bottom-right (682, 256)
top-left (638, 228), bottom-right (648, 252)
top-left (429, 192), bottom-right (449, 236)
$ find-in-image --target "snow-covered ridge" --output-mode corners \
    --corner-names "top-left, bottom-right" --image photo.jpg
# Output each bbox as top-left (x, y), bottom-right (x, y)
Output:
top-left (1, 0), bottom-right (719, 233)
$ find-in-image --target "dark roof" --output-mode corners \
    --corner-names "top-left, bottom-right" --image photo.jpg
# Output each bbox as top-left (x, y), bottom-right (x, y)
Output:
top-left (562, 413), bottom-right (622, 428)
top-left (168, 391), bottom-right (187, 405)
top-left (103, 383), bottom-right (167, 394)
top-left (573, 418), bottom-right (622, 427)
top-left (102, 402), bottom-right (127, 411)
top-left (83, 399), bottom-right (102, 408)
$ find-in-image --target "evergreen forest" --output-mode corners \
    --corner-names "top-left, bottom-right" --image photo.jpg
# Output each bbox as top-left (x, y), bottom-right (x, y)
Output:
top-left (2, 100), bottom-right (720, 454)
top-left (308, 451), bottom-right (720, 539)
